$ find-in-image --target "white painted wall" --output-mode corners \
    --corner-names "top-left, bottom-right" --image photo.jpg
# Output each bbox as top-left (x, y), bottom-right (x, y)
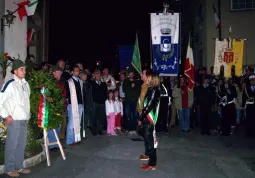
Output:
top-left (4, 0), bottom-right (27, 82)
top-left (0, 0), bottom-right (5, 87)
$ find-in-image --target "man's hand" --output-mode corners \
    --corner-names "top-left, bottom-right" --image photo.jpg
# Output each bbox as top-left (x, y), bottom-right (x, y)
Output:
top-left (131, 83), bottom-right (135, 88)
top-left (139, 111), bottom-right (142, 116)
top-left (138, 121), bottom-right (142, 126)
top-left (5, 116), bottom-right (13, 125)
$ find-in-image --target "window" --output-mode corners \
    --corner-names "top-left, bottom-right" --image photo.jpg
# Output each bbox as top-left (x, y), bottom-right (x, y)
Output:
top-left (231, 0), bottom-right (255, 11)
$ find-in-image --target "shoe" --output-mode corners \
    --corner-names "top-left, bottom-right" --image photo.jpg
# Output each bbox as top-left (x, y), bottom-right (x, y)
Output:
top-left (69, 143), bottom-right (77, 146)
top-left (18, 168), bottom-right (30, 174)
top-left (98, 131), bottom-right (104, 135)
top-left (140, 164), bottom-right (156, 171)
top-left (111, 133), bottom-right (117, 136)
top-left (50, 147), bottom-right (59, 152)
top-left (132, 131), bottom-right (137, 136)
top-left (139, 155), bottom-right (149, 161)
top-left (5, 171), bottom-right (20, 177)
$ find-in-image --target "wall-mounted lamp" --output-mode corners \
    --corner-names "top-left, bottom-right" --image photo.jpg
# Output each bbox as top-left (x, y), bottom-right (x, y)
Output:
top-left (1, 10), bottom-right (16, 34)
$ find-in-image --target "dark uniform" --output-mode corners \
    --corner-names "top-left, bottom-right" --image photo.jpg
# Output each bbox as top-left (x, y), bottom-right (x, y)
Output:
top-left (156, 82), bottom-right (170, 132)
top-left (217, 81), bottom-right (237, 136)
top-left (196, 79), bottom-right (215, 135)
top-left (242, 75), bottom-right (255, 137)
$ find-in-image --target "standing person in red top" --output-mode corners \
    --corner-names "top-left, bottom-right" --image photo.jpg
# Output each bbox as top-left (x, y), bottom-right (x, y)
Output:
top-left (172, 74), bottom-right (194, 133)
top-left (54, 67), bottom-right (68, 142)
top-left (47, 66), bottom-right (67, 152)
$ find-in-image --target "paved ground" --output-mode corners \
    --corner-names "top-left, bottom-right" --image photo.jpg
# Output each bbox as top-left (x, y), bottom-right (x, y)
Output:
top-left (2, 128), bottom-right (255, 178)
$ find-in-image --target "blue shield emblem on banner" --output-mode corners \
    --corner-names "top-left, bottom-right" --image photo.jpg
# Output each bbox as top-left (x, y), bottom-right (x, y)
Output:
top-left (160, 36), bottom-right (171, 53)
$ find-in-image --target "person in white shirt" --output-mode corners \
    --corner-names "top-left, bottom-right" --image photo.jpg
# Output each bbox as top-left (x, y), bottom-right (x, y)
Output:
top-left (114, 90), bottom-right (123, 133)
top-left (0, 60), bottom-right (31, 177)
top-left (102, 67), bottom-right (116, 90)
top-left (105, 90), bottom-right (116, 135)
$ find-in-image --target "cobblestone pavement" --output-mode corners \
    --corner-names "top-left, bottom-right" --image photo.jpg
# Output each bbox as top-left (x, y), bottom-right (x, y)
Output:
top-left (2, 128), bottom-right (255, 178)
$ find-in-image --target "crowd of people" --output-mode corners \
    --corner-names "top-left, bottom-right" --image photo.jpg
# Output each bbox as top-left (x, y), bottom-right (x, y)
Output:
top-left (1, 56), bottom-right (255, 176)
top-left (31, 59), bottom-right (255, 140)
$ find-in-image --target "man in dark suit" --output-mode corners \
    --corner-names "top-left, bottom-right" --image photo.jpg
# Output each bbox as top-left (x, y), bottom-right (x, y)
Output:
top-left (90, 69), bottom-right (108, 135)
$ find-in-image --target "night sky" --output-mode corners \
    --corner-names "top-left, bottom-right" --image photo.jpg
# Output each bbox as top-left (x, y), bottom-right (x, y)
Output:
top-left (49, 0), bottom-right (182, 71)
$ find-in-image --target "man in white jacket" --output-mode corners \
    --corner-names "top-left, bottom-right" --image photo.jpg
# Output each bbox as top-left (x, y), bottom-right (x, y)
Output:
top-left (0, 60), bottom-right (31, 177)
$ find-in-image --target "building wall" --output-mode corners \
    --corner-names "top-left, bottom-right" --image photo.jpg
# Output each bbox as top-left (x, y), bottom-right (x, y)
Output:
top-left (0, 0), bottom-right (4, 87)
top-left (28, 0), bottom-right (49, 64)
top-left (205, 0), bottom-right (255, 70)
top-left (4, 0), bottom-right (27, 82)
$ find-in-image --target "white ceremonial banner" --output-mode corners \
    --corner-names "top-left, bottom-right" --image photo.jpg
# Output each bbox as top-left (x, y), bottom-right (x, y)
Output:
top-left (150, 13), bottom-right (179, 76)
top-left (213, 39), bottom-right (228, 77)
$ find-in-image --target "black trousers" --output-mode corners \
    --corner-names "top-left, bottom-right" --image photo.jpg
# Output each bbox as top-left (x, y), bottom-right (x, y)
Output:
top-left (143, 123), bottom-right (157, 166)
top-left (221, 103), bottom-right (235, 136)
top-left (246, 105), bottom-right (255, 136)
top-left (200, 106), bottom-right (212, 135)
top-left (91, 102), bottom-right (106, 134)
top-left (156, 97), bottom-right (169, 132)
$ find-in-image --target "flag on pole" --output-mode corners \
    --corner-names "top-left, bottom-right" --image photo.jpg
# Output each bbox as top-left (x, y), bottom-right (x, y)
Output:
top-left (163, 3), bottom-right (169, 14)
top-left (184, 36), bottom-right (195, 91)
top-left (18, 0), bottom-right (38, 21)
top-left (131, 35), bottom-right (142, 74)
top-left (213, 4), bottom-right (221, 29)
top-left (27, 28), bottom-right (35, 47)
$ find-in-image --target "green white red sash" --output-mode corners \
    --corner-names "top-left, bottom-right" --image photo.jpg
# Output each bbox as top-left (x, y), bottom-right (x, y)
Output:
top-left (143, 97), bottom-right (160, 148)
top-left (38, 87), bottom-right (49, 129)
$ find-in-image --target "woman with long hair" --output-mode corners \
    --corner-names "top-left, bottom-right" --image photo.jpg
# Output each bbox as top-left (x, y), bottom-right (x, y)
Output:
top-left (138, 72), bottom-right (161, 171)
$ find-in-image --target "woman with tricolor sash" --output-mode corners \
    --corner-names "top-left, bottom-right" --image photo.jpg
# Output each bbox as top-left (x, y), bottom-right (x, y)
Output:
top-left (138, 72), bottom-right (160, 171)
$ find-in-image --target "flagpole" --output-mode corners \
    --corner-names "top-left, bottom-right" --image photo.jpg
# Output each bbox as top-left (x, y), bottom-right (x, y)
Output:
top-left (218, 0), bottom-right (222, 40)
top-left (149, 14), bottom-right (153, 70)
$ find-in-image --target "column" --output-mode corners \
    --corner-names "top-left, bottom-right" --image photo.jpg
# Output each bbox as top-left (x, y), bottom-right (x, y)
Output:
top-left (4, 0), bottom-right (27, 82)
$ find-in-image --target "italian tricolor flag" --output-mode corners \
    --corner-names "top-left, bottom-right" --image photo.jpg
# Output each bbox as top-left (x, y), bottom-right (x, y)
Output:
top-left (18, 0), bottom-right (38, 21)
top-left (27, 28), bottom-right (35, 47)
top-left (184, 36), bottom-right (195, 91)
top-left (213, 4), bottom-right (221, 29)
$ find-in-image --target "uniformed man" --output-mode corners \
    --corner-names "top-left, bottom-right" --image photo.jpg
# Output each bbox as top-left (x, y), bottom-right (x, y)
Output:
top-left (242, 74), bottom-right (255, 137)
top-left (217, 77), bottom-right (237, 136)
top-left (156, 76), bottom-right (170, 133)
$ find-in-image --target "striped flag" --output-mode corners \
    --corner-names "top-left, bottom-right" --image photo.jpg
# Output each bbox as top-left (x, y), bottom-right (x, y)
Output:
top-left (213, 4), bottom-right (221, 29)
top-left (184, 36), bottom-right (195, 91)
top-left (163, 3), bottom-right (169, 14)
top-left (18, 0), bottom-right (38, 21)
top-left (27, 28), bottom-right (35, 47)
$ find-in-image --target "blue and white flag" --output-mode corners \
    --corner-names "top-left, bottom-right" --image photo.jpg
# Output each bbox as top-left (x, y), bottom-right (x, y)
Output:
top-left (150, 13), bottom-right (179, 76)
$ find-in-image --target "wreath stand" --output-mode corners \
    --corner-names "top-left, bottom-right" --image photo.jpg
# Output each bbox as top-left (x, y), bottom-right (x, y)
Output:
top-left (43, 129), bottom-right (66, 166)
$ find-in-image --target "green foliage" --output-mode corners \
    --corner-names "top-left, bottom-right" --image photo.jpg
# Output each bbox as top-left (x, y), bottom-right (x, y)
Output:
top-left (28, 70), bottom-right (65, 130)
top-left (0, 149), bottom-right (4, 165)
top-left (0, 53), bottom-right (14, 78)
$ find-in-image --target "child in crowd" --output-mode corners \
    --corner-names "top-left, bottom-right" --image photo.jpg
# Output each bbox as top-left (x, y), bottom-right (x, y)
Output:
top-left (105, 90), bottom-right (116, 135)
top-left (114, 90), bottom-right (123, 134)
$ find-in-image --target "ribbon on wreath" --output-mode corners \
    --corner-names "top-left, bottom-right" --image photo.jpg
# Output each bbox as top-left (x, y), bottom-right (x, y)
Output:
top-left (37, 87), bottom-right (49, 129)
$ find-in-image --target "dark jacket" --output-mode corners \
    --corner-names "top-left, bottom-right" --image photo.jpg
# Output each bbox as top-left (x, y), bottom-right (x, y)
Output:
top-left (65, 78), bottom-right (83, 105)
top-left (139, 87), bottom-right (161, 123)
top-left (82, 81), bottom-right (93, 113)
top-left (196, 84), bottom-right (216, 108)
top-left (91, 80), bottom-right (108, 104)
top-left (217, 84), bottom-right (237, 104)
top-left (242, 84), bottom-right (255, 108)
top-left (123, 78), bottom-right (141, 102)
